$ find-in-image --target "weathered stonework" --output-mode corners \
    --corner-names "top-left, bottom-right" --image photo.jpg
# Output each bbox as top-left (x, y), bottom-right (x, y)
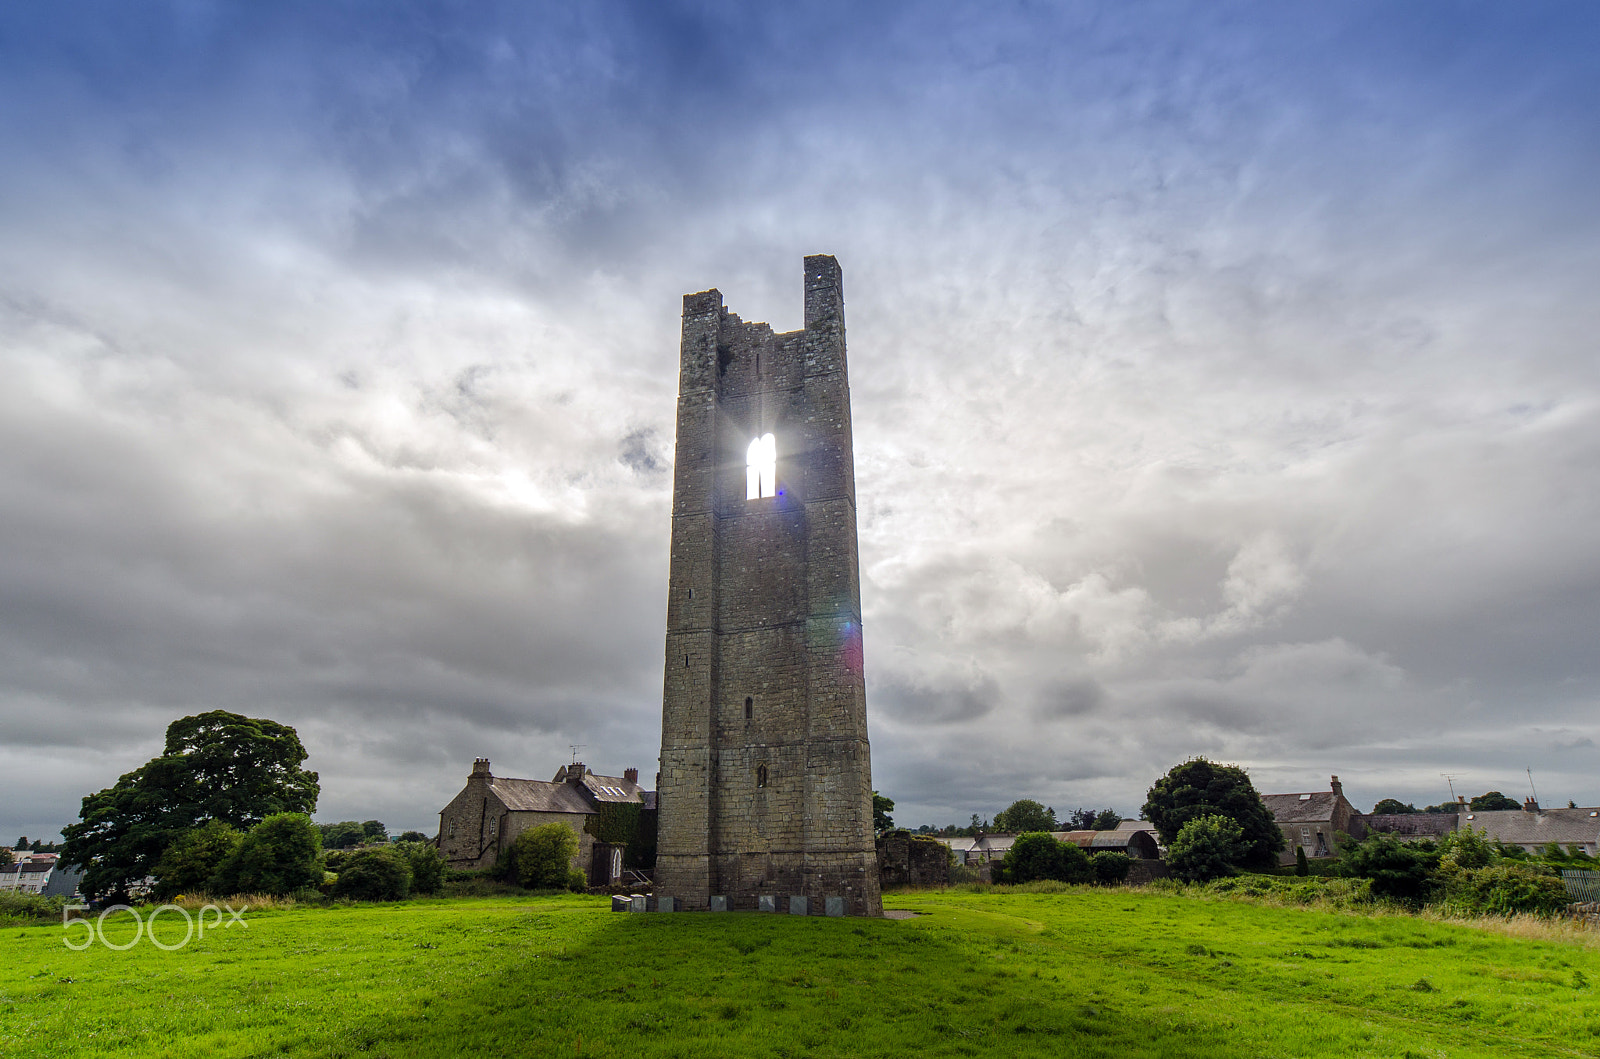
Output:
top-left (655, 256), bottom-right (882, 916)
top-left (876, 831), bottom-right (953, 889)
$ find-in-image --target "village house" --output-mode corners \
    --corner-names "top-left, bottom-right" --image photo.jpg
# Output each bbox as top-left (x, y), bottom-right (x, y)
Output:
top-left (437, 759), bottom-right (650, 886)
top-left (0, 852), bottom-right (82, 897)
top-left (1261, 776), bottom-right (1366, 864)
top-left (1455, 801), bottom-right (1600, 856)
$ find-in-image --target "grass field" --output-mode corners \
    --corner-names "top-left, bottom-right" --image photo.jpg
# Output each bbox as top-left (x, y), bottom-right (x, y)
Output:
top-left (4, 887), bottom-right (1600, 1058)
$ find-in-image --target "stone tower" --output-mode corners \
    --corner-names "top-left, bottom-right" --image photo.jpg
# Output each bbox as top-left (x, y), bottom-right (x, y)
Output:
top-left (655, 255), bottom-right (882, 916)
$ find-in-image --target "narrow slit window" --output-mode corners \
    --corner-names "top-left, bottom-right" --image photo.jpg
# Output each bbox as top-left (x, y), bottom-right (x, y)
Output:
top-left (745, 696), bottom-right (753, 720)
top-left (746, 433), bottom-right (776, 499)
top-left (756, 763), bottom-right (768, 788)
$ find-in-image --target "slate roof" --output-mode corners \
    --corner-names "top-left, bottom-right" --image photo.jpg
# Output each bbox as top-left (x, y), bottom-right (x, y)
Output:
top-left (487, 766), bottom-right (646, 815)
top-left (489, 778), bottom-right (597, 814)
top-left (1261, 792), bottom-right (1340, 823)
top-left (1458, 808), bottom-right (1600, 847)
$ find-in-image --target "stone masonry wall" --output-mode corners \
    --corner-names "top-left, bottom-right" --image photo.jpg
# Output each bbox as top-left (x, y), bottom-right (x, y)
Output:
top-left (656, 256), bottom-right (881, 915)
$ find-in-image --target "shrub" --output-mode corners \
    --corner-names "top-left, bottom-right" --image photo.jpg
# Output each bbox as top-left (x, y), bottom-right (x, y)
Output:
top-left (400, 842), bottom-right (446, 895)
top-left (210, 813), bottom-right (323, 896)
top-left (1448, 862), bottom-right (1570, 916)
top-left (1091, 851), bottom-right (1131, 885)
top-left (153, 820), bottom-right (242, 898)
top-left (0, 890), bottom-right (66, 925)
top-left (505, 823), bottom-right (581, 890)
top-left (1437, 827), bottom-right (1495, 871)
top-left (998, 833), bottom-right (1091, 885)
top-left (331, 845), bottom-right (413, 901)
top-left (1295, 846), bottom-right (1309, 877)
top-left (1166, 815), bottom-right (1248, 883)
top-left (1337, 833), bottom-right (1438, 906)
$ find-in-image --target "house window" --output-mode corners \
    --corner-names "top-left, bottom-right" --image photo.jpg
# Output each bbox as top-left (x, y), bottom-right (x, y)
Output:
top-left (1301, 828), bottom-right (1311, 840)
top-left (746, 433), bottom-right (776, 499)
top-left (489, 817), bottom-right (498, 837)
top-left (745, 696), bottom-right (754, 720)
top-left (756, 763), bottom-right (768, 788)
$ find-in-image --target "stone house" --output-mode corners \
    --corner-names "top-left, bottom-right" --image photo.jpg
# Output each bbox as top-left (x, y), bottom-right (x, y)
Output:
top-left (1261, 776), bottom-right (1366, 865)
top-left (437, 759), bottom-right (648, 885)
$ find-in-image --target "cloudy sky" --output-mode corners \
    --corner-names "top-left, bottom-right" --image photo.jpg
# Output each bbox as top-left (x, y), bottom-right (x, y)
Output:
top-left (3, 1), bottom-right (1598, 841)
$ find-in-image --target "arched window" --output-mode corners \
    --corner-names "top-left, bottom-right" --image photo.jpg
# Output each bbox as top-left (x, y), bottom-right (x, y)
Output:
top-left (746, 433), bottom-right (776, 499)
top-left (744, 696), bottom-right (754, 720)
top-left (756, 762), bottom-right (769, 788)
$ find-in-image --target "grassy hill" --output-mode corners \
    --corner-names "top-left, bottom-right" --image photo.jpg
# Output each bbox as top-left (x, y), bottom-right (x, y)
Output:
top-left (3, 887), bottom-right (1599, 1057)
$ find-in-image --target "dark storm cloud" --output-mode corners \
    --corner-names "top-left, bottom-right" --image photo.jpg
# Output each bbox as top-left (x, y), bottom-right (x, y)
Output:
top-left (3, 2), bottom-right (1599, 838)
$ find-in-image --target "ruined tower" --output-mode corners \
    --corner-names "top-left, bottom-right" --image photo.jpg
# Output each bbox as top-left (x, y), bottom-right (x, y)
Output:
top-left (655, 255), bottom-right (882, 916)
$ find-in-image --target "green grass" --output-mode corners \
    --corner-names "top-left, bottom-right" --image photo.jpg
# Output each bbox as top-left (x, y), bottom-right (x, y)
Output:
top-left (3, 888), bottom-right (1600, 1057)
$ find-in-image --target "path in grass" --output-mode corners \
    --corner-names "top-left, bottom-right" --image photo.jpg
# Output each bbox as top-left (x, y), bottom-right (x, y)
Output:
top-left (3, 889), bottom-right (1599, 1057)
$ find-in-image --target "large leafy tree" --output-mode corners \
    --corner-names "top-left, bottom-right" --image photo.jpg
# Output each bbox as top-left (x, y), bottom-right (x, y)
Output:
top-left (61, 711), bottom-right (319, 900)
top-left (1469, 791), bottom-right (1520, 811)
top-left (994, 800), bottom-right (1057, 833)
top-left (1142, 758), bottom-right (1284, 871)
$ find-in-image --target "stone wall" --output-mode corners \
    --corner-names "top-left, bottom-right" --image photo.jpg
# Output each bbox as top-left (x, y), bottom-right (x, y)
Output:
top-left (877, 831), bottom-right (953, 889)
top-left (656, 256), bottom-right (881, 916)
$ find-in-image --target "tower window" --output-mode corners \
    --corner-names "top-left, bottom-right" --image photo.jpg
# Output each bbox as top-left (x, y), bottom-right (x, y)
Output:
top-left (745, 696), bottom-right (753, 720)
top-left (756, 763), bottom-right (768, 788)
top-left (746, 433), bottom-right (776, 499)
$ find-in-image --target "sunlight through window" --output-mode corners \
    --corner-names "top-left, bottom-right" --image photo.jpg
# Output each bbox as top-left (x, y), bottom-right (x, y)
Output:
top-left (746, 433), bottom-right (776, 499)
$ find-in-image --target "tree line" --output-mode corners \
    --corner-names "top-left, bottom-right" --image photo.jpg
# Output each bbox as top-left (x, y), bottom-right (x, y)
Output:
top-left (910, 802), bottom-right (1123, 838)
top-left (58, 711), bottom-right (443, 903)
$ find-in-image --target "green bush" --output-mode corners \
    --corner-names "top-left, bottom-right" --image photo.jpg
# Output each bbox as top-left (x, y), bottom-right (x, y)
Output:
top-left (998, 833), bottom-right (1091, 884)
top-left (504, 823), bottom-right (581, 890)
top-left (0, 890), bottom-right (66, 925)
top-left (1445, 862), bottom-right (1570, 916)
top-left (331, 846), bottom-right (413, 901)
top-left (1166, 815), bottom-right (1248, 883)
top-left (152, 820), bottom-right (242, 898)
top-left (210, 813), bottom-right (323, 896)
top-left (1294, 846), bottom-right (1308, 877)
top-left (399, 842), bottom-right (445, 895)
top-left (1337, 833), bottom-right (1439, 906)
top-left (1091, 851), bottom-right (1131, 885)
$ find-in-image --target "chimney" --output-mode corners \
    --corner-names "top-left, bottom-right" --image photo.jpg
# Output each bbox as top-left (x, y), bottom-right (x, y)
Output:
top-left (1330, 775), bottom-right (1342, 798)
top-left (1523, 796), bottom-right (1540, 813)
top-left (624, 768), bottom-right (639, 785)
top-left (566, 762), bottom-right (587, 785)
top-left (471, 758), bottom-right (491, 778)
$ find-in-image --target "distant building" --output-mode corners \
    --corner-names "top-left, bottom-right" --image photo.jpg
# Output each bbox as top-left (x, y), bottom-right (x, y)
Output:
top-left (437, 759), bottom-right (650, 886)
top-left (1261, 776), bottom-right (1366, 864)
top-left (0, 853), bottom-right (77, 896)
top-left (1455, 802), bottom-right (1600, 856)
top-left (1054, 828), bottom-right (1161, 860)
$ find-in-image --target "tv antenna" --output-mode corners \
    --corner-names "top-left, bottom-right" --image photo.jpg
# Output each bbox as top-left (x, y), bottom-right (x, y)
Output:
top-left (1440, 773), bottom-right (1458, 802)
top-left (1527, 767), bottom-right (1540, 806)
top-left (569, 744), bottom-right (587, 763)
